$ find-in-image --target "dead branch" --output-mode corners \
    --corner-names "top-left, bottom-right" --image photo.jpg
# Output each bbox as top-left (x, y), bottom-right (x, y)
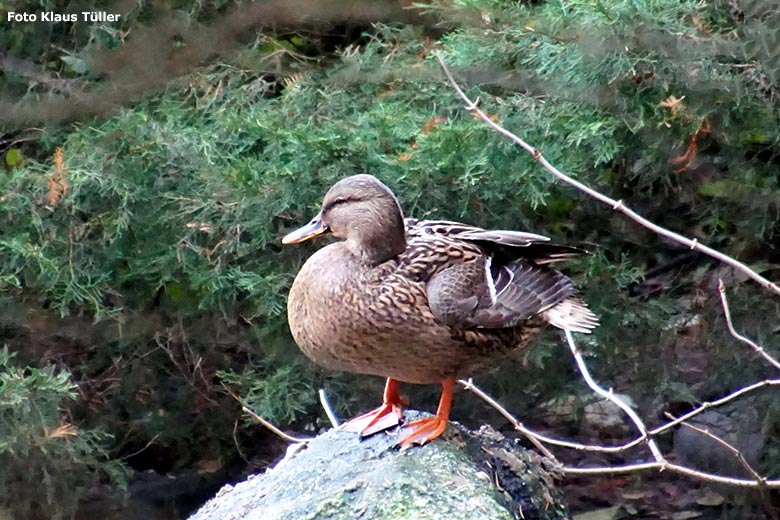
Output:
top-left (462, 376), bottom-right (780, 454)
top-left (461, 371), bottom-right (780, 487)
top-left (674, 415), bottom-right (779, 520)
top-left (564, 461), bottom-right (780, 488)
top-left (458, 378), bottom-right (559, 461)
top-left (671, 414), bottom-right (765, 484)
top-left (241, 405), bottom-right (312, 444)
top-left (222, 382), bottom-right (312, 444)
top-left (649, 379), bottom-right (780, 437)
top-left (719, 279), bottom-right (780, 371)
top-left (435, 54), bottom-right (780, 297)
top-left (564, 330), bottom-right (663, 462)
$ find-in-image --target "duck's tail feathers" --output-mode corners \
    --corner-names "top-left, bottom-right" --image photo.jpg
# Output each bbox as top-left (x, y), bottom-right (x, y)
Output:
top-left (543, 298), bottom-right (599, 333)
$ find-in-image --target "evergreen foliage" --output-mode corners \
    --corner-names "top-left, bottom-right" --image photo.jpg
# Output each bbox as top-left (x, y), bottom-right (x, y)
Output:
top-left (1, 0), bottom-right (779, 516)
top-left (0, 347), bottom-right (125, 520)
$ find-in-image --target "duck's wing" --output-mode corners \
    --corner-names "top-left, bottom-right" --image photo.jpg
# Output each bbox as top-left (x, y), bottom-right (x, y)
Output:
top-left (404, 219), bottom-right (597, 332)
top-left (406, 219), bottom-right (584, 265)
top-left (406, 218), bottom-right (549, 245)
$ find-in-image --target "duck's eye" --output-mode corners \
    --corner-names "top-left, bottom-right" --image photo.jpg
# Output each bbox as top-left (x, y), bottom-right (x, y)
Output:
top-left (324, 196), bottom-right (360, 213)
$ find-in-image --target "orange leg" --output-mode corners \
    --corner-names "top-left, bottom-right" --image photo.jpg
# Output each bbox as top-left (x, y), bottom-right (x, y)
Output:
top-left (396, 376), bottom-right (455, 448)
top-left (341, 378), bottom-right (408, 437)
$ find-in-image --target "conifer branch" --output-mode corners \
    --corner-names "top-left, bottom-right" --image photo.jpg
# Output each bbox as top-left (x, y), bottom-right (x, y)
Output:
top-left (435, 54), bottom-right (780, 297)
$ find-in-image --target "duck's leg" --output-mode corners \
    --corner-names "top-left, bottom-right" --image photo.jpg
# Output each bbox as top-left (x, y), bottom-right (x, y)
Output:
top-left (396, 376), bottom-right (455, 448)
top-left (341, 378), bottom-right (408, 437)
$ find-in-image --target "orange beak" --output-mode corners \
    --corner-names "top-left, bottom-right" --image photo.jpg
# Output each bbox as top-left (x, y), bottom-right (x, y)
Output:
top-left (282, 214), bottom-right (329, 244)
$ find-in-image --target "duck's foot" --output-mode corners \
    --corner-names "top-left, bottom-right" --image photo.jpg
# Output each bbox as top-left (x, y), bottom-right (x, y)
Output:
top-left (340, 378), bottom-right (408, 438)
top-left (395, 415), bottom-right (449, 449)
top-left (341, 403), bottom-right (404, 437)
top-left (394, 376), bottom-right (455, 449)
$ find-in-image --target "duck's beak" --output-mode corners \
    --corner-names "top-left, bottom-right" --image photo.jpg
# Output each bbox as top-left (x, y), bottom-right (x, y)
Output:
top-left (282, 214), bottom-right (329, 244)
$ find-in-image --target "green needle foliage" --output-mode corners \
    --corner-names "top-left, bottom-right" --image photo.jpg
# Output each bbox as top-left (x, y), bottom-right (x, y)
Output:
top-left (0, 347), bottom-right (126, 520)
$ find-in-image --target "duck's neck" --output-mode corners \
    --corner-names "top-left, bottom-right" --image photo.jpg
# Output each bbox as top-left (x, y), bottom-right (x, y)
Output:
top-left (346, 212), bottom-right (407, 266)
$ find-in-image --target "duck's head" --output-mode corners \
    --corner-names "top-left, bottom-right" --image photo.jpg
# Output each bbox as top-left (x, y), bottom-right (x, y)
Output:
top-left (282, 174), bottom-right (407, 264)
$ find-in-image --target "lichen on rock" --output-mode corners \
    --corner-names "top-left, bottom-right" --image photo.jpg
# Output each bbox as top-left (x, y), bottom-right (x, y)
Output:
top-left (189, 412), bottom-right (569, 520)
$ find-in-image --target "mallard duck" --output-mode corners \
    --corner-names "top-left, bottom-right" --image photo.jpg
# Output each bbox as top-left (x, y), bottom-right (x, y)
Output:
top-left (282, 174), bottom-right (597, 447)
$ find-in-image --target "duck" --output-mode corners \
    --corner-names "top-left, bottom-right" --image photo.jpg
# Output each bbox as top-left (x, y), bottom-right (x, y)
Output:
top-left (282, 174), bottom-right (598, 448)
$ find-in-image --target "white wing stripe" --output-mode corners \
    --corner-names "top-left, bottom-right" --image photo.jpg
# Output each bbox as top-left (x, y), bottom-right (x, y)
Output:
top-left (484, 257), bottom-right (497, 304)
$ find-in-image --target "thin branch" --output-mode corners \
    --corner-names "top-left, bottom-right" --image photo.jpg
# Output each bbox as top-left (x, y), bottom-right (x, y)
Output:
top-left (233, 419), bottom-right (250, 463)
top-left (464, 364), bottom-right (780, 456)
top-left (563, 462), bottom-right (780, 488)
top-left (564, 330), bottom-right (664, 462)
top-left (676, 416), bottom-right (779, 520)
top-left (221, 382), bottom-right (312, 443)
top-left (649, 379), bottom-right (780, 437)
top-left (435, 54), bottom-right (780, 297)
top-left (241, 405), bottom-right (312, 444)
top-left (462, 375), bottom-right (780, 488)
top-left (319, 388), bottom-right (341, 428)
top-left (120, 433), bottom-right (162, 461)
top-left (719, 279), bottom-right (780, 371)
top-left (670, 413), bottom-right (765, 484)
top-left (458, 378), bottom-right (559, 462)
top-left (461, 378), bottom-right (644, 454)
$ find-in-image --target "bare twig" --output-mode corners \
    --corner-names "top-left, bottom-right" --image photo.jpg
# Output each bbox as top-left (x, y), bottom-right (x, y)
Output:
top-left (564, 330), bottom-right (664, 463)
top-left (676, 416), bottom-right (779, 520)
top-left (719, 279), bottom-right (780, 371)
top-left (222, 382), bottom-right (312, 443)
top-left (241, 405), bottom-right (312, 444)
top-left (649, 379), bottom-right (780, 437)
top-left (458, 378), bottom-right (559, 461)
top-left (564, 461), bottom-right (780, 488)
top-left (319, 388), bottom-right (341, 428)
top-left (460, 373), bottom-right (780, 487)
top-left (461, 375), bottom-right (780, 455)
top-left (120, 433), bottom-right (162, 461)
top-left (233, 419), bottom-right (250, 463)
top-left (435, 54), bottom-right (780, 297)
top-left (670, 413), bottom-right (764, 483)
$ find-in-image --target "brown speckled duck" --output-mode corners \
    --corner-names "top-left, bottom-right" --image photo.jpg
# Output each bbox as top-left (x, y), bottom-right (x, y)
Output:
top-left (283, 174), bottom-right (597, 447)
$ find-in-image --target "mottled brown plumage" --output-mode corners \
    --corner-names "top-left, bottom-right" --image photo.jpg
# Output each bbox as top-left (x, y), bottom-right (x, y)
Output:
top-left (283, 174), bottom-right (597, 446)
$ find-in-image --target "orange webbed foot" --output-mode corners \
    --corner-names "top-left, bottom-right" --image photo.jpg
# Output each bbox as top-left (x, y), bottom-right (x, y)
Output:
top-left (395, 415), bottom-right (449, 448)
top-left (340, 378), bottom-right (407, 437)
top-left (394, 376), bottom-right (455, 449)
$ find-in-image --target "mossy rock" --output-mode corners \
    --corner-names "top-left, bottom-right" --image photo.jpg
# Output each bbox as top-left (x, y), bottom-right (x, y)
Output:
top-left (189, 412), bottom-right (569, 520)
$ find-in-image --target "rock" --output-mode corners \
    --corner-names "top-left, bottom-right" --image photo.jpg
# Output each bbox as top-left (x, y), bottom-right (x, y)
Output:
top-left (189, 412), bottom-right (570, 520)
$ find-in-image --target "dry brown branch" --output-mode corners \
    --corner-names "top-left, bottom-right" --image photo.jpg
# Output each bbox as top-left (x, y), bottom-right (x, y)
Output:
top-left (458, 378), bottom-right (559, 461)
top-left (435, 54), bottom-right (780, 297)
top-left (241, 406), bottom-right (312, 444)
top-left (462, 376), bottom-right (780, 455)
top-left (564, 330), bottom-right (664, 462)
top-left (463, 376), bottom-right (780, 487)
top-left (120, 433), bottom-right (162, 460)
top-left (719, 279), bottom-right (780, 371)
top-left (46, 147), bottom-right (69, 211)
top-left (670, 413), bottom-right (765, 483)
top-left (674, 416), bottom-right (779, 520)
top-left (222, 383), bottom-right (312, 444)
